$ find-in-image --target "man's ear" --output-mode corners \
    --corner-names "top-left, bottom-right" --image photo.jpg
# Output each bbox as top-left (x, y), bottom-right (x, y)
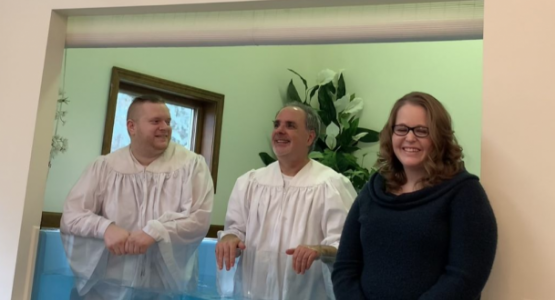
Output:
top-left (127, 119), bottom-right (135, 136)
top-left (307, 130), bottom-right (316, 147)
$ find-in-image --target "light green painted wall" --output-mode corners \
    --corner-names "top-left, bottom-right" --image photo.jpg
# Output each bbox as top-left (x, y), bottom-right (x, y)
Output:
top-left (44, 45), bottom-right (312, 224)
top-left (309, 40), bottom-right (483, 175)
top-left (44, 40), bottom-right (483, 225)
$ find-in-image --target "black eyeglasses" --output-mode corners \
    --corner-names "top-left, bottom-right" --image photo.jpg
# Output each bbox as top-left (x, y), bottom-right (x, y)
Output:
top-left (393, 125), bottom-right (429, 138)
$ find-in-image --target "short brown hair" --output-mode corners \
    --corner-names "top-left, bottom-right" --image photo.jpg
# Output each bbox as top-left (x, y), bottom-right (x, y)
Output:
top-left (376, 92), bottom-right (463, 192)
top-left (126, 94), bottom-right (166, 120)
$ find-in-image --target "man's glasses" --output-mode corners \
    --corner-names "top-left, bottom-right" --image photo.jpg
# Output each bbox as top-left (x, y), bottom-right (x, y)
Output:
top-left (393, 125), bottom-right (429, 138)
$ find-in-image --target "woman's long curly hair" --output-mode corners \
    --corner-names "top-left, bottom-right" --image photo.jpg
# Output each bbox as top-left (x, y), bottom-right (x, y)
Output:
top-left (376, 92), bottom-right (464, 192)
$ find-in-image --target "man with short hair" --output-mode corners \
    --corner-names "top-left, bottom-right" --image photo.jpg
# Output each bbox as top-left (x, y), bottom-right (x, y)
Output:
top-left (216, 102), bottom-right (357, 300)
top-left (61, 94), bottom-right (214, 299)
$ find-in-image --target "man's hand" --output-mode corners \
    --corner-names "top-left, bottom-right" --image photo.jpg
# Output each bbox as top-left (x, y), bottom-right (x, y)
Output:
top-left (285, 245), bottom-right (321, 275)
top-left (216, 234), bottom-right (246, 271)
top-left (124, 230), bottom-right (156, 255)
top-left (104, 224), bottom-right (130, 256)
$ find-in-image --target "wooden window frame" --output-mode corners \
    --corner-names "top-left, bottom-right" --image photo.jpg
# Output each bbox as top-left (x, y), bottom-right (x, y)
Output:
top-left (101, 66), bottom-right (225, 190)
top-left (40, 67), bottom-right (225, 236)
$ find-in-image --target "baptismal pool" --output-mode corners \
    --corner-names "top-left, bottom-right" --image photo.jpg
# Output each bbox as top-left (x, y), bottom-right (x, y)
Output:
top-left (31, 230), bottom-right (239, 300)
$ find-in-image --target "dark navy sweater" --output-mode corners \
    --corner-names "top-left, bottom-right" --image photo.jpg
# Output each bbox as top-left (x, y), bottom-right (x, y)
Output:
top-left (332, 170), bottom-right (497, 300)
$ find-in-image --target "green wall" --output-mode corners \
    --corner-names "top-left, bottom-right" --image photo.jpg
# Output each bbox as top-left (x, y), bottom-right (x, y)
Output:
top-left (44, 40), bottom-right (483, 225)
top-left (310, 40), bottom-right (483, 174)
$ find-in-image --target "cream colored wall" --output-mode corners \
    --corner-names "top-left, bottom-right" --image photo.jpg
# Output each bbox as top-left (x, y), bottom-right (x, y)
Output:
top-left (480, 0), bottom-right (555, 299)
top-left (0, 5), bottom-right (66, 299)
top-left (1, 0), bottom-right (554, 300)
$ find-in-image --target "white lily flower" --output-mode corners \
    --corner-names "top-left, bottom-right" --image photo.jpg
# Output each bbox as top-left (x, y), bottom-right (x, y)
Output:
top-left (353, 132), bottom-right (368, 141)
top-left (325, 122), bottom-right (340, 149)
top-left (334, 94), bottom-right (350, 114)
top-left (325, 135), bottom-right (337, 150)
top-left (344, 97), bottom-right (364, 117)
top-left (333, 69), bottom-right (346, 87)
top-left (326, 122), bottom-right (340, 138)
top-left (317, 69), bottom-right (336, 86)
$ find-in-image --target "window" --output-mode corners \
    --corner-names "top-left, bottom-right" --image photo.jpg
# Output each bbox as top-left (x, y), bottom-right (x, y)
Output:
top-left (101, 67), bottom-right (224, 190)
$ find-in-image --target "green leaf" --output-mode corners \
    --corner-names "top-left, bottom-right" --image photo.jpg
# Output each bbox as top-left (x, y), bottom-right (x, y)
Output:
top-left (341, 145), bottom-right (360, 153)
top-left (353, 132), bottom-right (368, 141)
top-left (340, 116), bottom-right (350, 131)
top-left (309, 151), bottom-right (324, 159)
top-left (314, 138), bottom-right (327, 152)
top-left (308, 85), bottom-right (319, 103)
top-left (337, 73), bottom-right (346, 99)
top-left (287, 80), bottom-right (302, 103)
top-left (346, 164), bottom-right (371, 190)
top-left (259, 152), bottom-right (276, 166)
top-left (356, 127), bottom-right (380, 143)
top-left (337, 118), bottom-right (359, 147)
top-left (350, 93), bottom-right (356, 101)
top-left (350, 118), bottom-right (360, 134)
top-left (318, 82), bottom-right (337, 126)
top-left (320, 149), bottom-right (337, 169)
top-left (336, 152), bottom-right (359, 173)
top-left (288, 69), bottom-right (309, 92)
top-left (330, 82), bottom-right (337, 95)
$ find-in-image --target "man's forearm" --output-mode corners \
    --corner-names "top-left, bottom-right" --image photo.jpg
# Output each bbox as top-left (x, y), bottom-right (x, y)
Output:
top-left (308, 245), bottom-right (338, 264)
top-left (61, 211), bottom-right (113, 239)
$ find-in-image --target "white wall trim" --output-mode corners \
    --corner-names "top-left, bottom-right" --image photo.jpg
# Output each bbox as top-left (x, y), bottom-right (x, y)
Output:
top-left (66, 1), bottom-right (483, 47)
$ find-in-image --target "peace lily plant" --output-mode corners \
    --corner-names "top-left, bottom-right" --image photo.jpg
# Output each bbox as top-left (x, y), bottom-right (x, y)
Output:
top-left (260, 69), bottom-right (380, 191)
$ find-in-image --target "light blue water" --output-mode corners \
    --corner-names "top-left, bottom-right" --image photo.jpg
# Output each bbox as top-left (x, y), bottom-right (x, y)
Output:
top-left (33, 272), bottom-right (240, 300)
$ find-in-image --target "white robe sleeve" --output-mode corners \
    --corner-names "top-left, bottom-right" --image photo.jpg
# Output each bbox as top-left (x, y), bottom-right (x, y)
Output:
top-left (318, 175), bottom-right (357, 300)
top-left (60, 158), bottom-right (113, 239)
top-left (139, 155), bottom-right (215, 293)
top-left (59, 158), bottom-right (113, 296)
top-left (142, 155), bottom-right (214, 245)
top-left (217, 171), bottom-right (252, 242)
top-left (321, 175), bottom-right (357, 249)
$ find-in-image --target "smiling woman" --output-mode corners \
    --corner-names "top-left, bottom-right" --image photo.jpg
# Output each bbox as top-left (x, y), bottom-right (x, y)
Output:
top-left (332, 91), bottom-right (497, 300)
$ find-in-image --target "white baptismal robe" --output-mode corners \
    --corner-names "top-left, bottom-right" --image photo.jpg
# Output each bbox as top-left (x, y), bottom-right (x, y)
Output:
top-left (220, 160), bottom-right (357, 300)
top-left (60, 142), bottom-right (214, 299)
